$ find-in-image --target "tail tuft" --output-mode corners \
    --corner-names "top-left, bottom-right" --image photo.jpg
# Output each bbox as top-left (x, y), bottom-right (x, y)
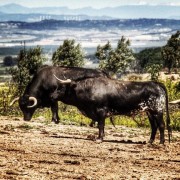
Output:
top-left (167, 125), bottom-right (172, 143)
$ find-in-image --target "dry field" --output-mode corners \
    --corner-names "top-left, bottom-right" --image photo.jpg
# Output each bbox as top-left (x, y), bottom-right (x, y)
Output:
top-left (0, 116), bottom-right (179, 180)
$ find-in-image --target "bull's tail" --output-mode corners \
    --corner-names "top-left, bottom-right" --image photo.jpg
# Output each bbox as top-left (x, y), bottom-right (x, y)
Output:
top-left (164, 86), bottom-right (172, 143)
top-left (110, 117), bottom-right (116, 129)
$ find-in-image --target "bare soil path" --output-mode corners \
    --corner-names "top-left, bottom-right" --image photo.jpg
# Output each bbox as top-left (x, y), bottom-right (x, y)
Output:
top-left (0, 116), bottom-right (179, 179)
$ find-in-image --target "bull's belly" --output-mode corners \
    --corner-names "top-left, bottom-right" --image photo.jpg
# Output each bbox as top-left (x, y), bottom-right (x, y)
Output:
top-left (107, 106), bottom-right (140, 117)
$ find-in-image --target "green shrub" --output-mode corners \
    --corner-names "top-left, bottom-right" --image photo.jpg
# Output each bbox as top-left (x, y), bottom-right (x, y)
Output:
top-left (165, 79), bottom-right (180, 100)
top-left (0, 82), bottom-right (20, 116)
top-left (170, 111), bottom-right (180, 131)
top-left (145, 64), bottom-right (162, 81)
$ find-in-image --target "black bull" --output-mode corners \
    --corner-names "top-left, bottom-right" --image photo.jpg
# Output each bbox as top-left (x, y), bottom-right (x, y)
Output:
top-left (10, 66), bottom-right (108, 123)
top-left (51, 76), bottom-right (172, 144)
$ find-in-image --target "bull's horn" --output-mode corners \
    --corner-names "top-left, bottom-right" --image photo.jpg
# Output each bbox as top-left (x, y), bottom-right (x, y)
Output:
top-left (9, 97), bottom-right (19, 106)
top-left (169, 99), bottom-right (180, 104)
top-left (27, 97), bottom-right (38, 108)
top-left (53, 74), bottom-right (71, 83)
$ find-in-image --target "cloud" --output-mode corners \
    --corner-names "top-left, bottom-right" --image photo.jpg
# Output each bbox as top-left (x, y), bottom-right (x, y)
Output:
top-left (138, 1), bottom-right (148, 5)
top-left (137, 0), bottom-right (180, 6)
top-left (167, 2), bottom-right (180, 6)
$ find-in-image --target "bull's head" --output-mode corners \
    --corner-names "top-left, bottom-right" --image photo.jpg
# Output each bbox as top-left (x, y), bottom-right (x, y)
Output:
top-left (10, 95), bottom-right (38, 121)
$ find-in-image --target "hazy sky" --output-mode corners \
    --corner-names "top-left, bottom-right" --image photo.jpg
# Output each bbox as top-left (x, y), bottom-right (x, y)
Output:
top-left (0, 0), bottom-right (180, 8)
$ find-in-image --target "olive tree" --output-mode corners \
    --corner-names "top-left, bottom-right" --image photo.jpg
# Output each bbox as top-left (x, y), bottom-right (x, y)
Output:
top-left (135, 47), bottom-right (162, 71)
top-left (96, 37), bottom-right (135, 75)
top-left (162, 31), bottom-right (180, 73)
top-left (52, 39), bottom-right (84, 67)
top-left (9, 46), bottom-right (45, 95)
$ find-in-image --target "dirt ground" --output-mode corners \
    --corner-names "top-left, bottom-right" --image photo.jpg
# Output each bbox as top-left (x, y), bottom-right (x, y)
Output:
top-left (0, 116), bottom-right (179, 180)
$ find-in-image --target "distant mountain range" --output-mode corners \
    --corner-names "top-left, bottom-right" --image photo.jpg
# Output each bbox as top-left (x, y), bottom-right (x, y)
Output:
top-left (0, 12), bottom-right (113, 22)
top-left (0, 3), bottom-right (180, 21)
top-left (5, 19), bottom-right (180, 31)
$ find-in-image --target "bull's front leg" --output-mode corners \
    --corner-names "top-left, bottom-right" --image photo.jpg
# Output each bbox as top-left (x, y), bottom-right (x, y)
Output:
top-left (96, 119), bottom-right (105, 143)
top-left (51, 101), bottom-right (60, 124)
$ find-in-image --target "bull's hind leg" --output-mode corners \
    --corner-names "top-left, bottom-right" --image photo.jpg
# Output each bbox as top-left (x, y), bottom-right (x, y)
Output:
top-left (147, 111), bottom-right (165, 144)
top-left (147, 112), bottom-right (158, 144)
top-left (155, 112), bottom-right (165, 144)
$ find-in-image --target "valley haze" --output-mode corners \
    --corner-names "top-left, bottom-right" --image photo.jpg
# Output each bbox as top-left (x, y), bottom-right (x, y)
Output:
top-left (0, 3), bottom-right (180, 19)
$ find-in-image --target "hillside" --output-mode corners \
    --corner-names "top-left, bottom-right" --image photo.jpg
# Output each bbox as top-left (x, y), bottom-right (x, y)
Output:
top-left (15, 19), bottom-right (180, 30)
top-left (0, 117), bottom-right (179, 179)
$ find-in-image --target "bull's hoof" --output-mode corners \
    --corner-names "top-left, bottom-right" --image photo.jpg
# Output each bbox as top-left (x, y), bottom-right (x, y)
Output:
top-left (148, 139), bottom-right (154, 144)
top-left (52, 120), bottom-right (59, 124)
top-left (159, 140), bottom-right (165, 145)
top-left (95, 138), bottom-right (103, 143)
top-left (159, 143), bottom-right (165, 148)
